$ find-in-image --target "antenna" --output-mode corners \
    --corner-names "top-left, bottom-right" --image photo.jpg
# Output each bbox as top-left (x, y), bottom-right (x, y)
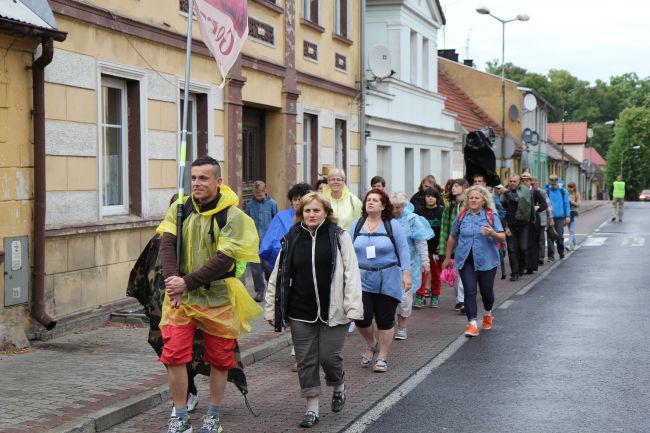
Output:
top-left (368, 45), bottom-right (394, 81)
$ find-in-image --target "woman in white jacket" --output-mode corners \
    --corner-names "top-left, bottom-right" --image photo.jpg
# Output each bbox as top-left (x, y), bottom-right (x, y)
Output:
top-left (265, 192), bottom-right (363, 428)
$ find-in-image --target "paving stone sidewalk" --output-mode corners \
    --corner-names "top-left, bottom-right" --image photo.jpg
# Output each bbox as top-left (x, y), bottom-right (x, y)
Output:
top-left (0, 201), bottom-right (605, 433)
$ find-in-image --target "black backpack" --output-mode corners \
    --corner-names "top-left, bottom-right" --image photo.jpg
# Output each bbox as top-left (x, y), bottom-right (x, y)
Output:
top-left (352, 216), bottom-right (401, 267)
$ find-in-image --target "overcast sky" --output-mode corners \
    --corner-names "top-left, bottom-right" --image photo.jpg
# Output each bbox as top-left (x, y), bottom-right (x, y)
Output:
top-left (439, 0), bottom-right (650, 83)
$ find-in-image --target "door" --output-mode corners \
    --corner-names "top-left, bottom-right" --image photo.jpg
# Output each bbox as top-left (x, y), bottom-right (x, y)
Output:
top-left (242, 108), bottom-right (266, 203)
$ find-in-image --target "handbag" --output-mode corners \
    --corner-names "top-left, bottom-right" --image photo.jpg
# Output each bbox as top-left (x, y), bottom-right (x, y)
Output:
top-left (546, 225), bottom-right (560, 242)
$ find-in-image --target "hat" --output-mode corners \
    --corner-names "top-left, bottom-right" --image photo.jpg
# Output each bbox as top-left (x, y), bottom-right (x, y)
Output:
top-left (548, 174), bottom-right (558, 185)
top-left (318, 165), bottom-right (330, 177)
top-left (521, 172), bottom-right (532, 180)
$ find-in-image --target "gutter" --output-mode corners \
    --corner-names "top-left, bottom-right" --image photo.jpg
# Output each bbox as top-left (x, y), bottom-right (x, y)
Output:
top-left (359, 0), bottom-right (367, 192)
top-left (30, 37), bottom-right (56, 330)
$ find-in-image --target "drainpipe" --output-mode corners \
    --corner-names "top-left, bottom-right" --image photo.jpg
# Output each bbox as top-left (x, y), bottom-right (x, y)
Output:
top-left (359, 0), bottom-right (367, 193)
top-left (31, 38), bottom-right (56, 330)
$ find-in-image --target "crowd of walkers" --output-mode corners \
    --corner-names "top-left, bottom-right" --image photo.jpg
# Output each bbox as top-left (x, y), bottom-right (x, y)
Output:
top-left (155, 156), bottom-right (579, 433)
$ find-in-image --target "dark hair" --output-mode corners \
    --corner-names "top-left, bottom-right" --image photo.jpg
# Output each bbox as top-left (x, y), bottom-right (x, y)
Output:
top-left (472, 173), bottom-right (485, 182)
top-left (422, 187), bottom-right (442, 206)
top-left (287, 183), bottom-right (312, 201)
top-left (362, 188), bottom-right (393, 221)
top-left (370, 175), bottom-right (386, 187)
top-left (191, 155), bottom-right (221, 178)
top-left (315, 178), bottom-right (328, 190)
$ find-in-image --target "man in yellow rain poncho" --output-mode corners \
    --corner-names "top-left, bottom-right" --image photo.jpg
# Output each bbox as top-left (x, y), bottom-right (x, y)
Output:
top-left (157, 155), bottom-right (261, 433)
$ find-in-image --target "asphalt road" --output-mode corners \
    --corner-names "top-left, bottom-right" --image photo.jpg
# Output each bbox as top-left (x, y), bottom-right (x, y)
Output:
top-left (362, 202), bottom-right (650, 433)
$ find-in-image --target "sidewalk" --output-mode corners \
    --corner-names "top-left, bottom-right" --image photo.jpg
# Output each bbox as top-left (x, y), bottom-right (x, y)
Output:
top-left (0, 200), bottom-right (606, 433)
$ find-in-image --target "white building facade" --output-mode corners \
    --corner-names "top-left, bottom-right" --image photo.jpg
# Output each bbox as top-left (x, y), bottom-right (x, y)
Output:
top-left (364, 0), bottom-right (456, 195)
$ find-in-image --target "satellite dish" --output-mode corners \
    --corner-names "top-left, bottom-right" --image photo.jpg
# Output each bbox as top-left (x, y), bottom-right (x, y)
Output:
top-left (523, 93), bottom-right (537, 111)
top-left (508, 104), bottom-right (519, 121)
top-left (368, 45), bottom-right (392, 79)
top-left (587, 128), bottom-right (594, 138)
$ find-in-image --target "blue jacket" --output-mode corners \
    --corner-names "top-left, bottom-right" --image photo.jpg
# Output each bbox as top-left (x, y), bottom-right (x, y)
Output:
top-left (545, 186), bottom-right (570, 219)
top-left (259, 208), bottom-right (295, 265)
top-left (244, 194), bottom-right (278, 240)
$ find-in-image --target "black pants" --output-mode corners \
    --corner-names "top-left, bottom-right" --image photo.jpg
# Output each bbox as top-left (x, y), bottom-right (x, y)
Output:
top-left (507, 224), bottom-right (529, 276)
top-left (526, 222), bottom-right (540, 271)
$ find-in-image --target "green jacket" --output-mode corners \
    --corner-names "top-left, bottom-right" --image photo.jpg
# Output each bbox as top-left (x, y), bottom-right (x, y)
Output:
top-left (438, 199), bottom-right (463, 258)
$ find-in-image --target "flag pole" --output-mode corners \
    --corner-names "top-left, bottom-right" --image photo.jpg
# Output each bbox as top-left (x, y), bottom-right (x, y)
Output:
top-left (177, 0), bottom-right (195, 271)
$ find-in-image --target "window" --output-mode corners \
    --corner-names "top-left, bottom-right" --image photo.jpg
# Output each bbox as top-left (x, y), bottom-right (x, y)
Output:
top-left (376, 145), bottom-right (391, 187)
top-left (101, 78), bottom-right (128, 214)
top-left (335, 119), bottom-right (347, 171)
top-left (334, 0), bottom-right (348, 38)
top-left (180, 91), bottom-right (209, 193)
top-left (422, 38), bottom-right (430, 89)
top-left (242, 108), bottom-right (266, 201)
top-left (420, 149), bottom-right (431, 180)
top-left (303, 113), bottom-right (318, 184)
top-left (405, 148), bottom-right (415, 196)
top-left (303, 0), bottom-right (319, 24)
top-left (410, 30), bottom-right (418, 85)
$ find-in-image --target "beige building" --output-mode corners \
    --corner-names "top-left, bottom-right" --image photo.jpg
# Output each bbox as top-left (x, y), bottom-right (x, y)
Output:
top-left (0, 0), bottom-right (362, 341)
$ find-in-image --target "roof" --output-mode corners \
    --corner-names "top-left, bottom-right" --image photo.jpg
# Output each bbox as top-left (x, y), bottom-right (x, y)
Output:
top-left (547, 122), bottom-right (588, 145)
top-left (438, 70), bottom-right (503, 135)
top-left (0, 0), bottom-right (66, 41)
top-left (584, 147), bottom-right (606, 167)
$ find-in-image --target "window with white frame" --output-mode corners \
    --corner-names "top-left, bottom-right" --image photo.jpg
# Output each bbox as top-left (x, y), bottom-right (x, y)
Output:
top-left (303, 113), bottom-right (318, 184)
top-left (335, 119), bottom-right (347, 171)
top-left (334, 0), bottom-right (348, 38)
top-left (303, 0), bottom-right (319, 24)
top-left (180, 93), bottom-right (197, 194)
top-left (100, 77), bottom-right (128, 214)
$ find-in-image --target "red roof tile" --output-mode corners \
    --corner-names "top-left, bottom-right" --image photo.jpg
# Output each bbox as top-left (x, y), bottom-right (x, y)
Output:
top-left (547, 122), bottom-right (588, 145)
top-left (438, 70), bottom-right (503, 135)
top-left (583, 147), bottom-right (606, 167)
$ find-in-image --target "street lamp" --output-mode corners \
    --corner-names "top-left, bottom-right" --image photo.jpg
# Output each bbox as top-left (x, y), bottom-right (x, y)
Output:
top-left (620, 145), bottom-right (641, 177)
top-left (476, 7), bottom-right (529, 179)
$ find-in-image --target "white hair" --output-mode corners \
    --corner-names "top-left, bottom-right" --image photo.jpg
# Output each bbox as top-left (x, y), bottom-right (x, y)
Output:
top-left (327, 167), bottom-right (346, 181)
top-left (389, 191), bottom-right (409, 206)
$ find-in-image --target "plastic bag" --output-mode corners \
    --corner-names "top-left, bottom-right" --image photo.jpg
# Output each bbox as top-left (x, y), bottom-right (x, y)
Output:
top-left (440, 260), bottom-right (458, 286)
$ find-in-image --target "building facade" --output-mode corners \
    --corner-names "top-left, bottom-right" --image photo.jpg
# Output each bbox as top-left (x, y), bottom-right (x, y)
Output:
top-left (364, 0), bottom-right (455, 195)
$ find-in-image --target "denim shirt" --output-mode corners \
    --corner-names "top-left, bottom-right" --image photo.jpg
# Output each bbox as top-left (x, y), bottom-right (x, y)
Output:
top-left (451, 208), bottom-right (503, 271)
top-left (244, 194), bottom-right (278, 240)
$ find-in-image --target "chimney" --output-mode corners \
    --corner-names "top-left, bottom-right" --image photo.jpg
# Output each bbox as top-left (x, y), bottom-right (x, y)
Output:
top-left (463, 59), bottom-right (475, 67)
top-left (438, 49), bottom-right (459, 62)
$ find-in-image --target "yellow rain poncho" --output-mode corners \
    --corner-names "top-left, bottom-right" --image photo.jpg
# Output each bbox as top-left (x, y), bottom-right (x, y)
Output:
top-left (156, 184), bottom-right (262, 338)
top-left (323, 184), bottom-right (362, 231)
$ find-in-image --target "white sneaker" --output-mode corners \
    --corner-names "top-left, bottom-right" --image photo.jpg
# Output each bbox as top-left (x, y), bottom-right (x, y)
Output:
top-left (394, 327), bottom-right (407, 340)
top-left (187, 392), bottom-right (199, 412)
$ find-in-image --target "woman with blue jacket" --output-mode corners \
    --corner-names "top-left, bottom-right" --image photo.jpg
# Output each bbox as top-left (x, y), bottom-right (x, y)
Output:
top-left (350, 189), bottom-right (411, 372)
top-left (442, 186), bottom-right (506, 338)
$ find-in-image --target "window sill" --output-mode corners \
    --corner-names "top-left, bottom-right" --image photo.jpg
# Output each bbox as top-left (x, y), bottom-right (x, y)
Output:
top-left (300, 18), bottom-right (325, 33)
top-left (251, 0), bottom-right (284, 14)
top-left (45, 215), bottom-right (162, 238)
top-left (332, 33), bottom-right (353, 46)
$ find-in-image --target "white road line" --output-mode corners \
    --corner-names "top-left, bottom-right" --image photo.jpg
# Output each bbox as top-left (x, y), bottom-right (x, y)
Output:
top-left (342, 336), bottom-right (469, 433)
top-left (622, 237), bottom-right (646, 246)
top-left (499, 300), bottom-right (515, 309)
top-left (583, 237), bottom-right (608, 246)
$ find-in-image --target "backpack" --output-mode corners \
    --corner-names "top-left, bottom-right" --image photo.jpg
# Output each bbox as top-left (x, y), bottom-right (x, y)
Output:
top-left (453, 208), bottom-right (495, 237)
top-left (353, 216), bottom-right (401, 267)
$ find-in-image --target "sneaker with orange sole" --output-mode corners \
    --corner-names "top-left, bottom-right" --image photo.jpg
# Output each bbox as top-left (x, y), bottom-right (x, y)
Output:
top-left (482, 315), bottom-right (493, 330)
top-left (464, 323), bottom-right (479, 337)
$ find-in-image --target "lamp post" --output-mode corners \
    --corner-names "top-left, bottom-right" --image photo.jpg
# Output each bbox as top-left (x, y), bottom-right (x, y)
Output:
top-left (620, 145), bottom-right (641, 177)
top-left (476, 7), bottom-right (529, 179)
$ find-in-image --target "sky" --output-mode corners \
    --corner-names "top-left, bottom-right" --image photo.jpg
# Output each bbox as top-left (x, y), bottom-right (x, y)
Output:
top-left (439, 0), bottom-right (650, 83)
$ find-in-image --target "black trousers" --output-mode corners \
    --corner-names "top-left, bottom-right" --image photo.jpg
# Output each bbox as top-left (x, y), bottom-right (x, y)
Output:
top-left (526, 222), bottom-right (541, 271)
top-left (507, 224), bottom-right (529, 276)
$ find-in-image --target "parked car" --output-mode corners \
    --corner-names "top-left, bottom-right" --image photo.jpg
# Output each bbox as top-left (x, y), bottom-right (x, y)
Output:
top-left (639, 189), bottom-right (650, 201)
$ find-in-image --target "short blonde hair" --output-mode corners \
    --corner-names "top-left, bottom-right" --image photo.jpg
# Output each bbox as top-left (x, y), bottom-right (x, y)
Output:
top-left (462, 185), bottom-right (496, 213)
top-left (388, 191), bottom-right (409, 206)
top-left (295, 192), bottom-right (338, 225)
top-left (252, 180), bottom-right (266, 193)
top-left (327, 168), bottom-right (346, 181)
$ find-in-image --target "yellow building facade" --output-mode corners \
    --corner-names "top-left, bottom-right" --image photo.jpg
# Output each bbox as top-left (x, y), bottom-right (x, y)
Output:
top-left (27, 0), bottom-right (362, 330)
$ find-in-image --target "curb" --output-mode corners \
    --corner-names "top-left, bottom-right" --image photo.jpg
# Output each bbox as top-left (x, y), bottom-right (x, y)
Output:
top-left (44, 333), bottom-right (292, 433)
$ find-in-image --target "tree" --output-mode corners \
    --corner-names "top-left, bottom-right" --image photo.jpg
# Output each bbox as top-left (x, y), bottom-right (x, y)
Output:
top-left (605, 107), bottom-right (650, 200)
top-left (485, 60), bottom-right (528, 83)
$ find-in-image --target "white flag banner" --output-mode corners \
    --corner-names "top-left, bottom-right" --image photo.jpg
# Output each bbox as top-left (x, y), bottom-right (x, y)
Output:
top-left (193, 0), bottom-right (248, 88)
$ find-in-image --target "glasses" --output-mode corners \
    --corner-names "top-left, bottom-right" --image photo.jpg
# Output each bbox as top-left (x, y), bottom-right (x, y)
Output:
top-left (329, 177), bottom-right (344, 182)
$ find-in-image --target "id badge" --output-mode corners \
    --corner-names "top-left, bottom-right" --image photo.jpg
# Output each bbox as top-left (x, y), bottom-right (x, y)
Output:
top-left (366, 245), bottom-right (376, 259)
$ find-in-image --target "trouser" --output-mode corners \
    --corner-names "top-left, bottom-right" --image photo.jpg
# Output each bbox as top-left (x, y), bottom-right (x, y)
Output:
top-left (499, 247), bottom-right (507, 277)
top-left (289, 320), bottom-right (347, 398)
top-left (548, 218), bottom-right (566, 259)
top-left (417, 254), bottom-right (442, 297)
top-left (613, 198), bottom-right (624, 220)
top-left (538, 225), bottom-right (547, 260)
top-left (507, 224), bottom-right (529, 276)
top-left (454, 262), bottom-right (465, 303)
top-left (569, 215), bottom-right (578, 246)
top-left (526, 222), bottom-right (541, 271)
top-left (250, 260), bottom-right (272, 295)
top-left (458, 265), bottom-right (497, 321)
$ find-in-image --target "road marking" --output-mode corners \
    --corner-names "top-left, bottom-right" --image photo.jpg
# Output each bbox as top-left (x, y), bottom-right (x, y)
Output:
top-left (342, 336), bottom-right (469, 433)
top-left (583, 237), bottom-right (608, 246)
top-left (499, 300), bottom-right (515, 309)
top-left (622, 237), bottom-right (646, 246)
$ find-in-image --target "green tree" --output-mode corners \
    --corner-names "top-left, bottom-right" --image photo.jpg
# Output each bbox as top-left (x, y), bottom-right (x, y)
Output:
top-left (485, 60), bottom-right (528, 83)
top-left (605, 107), bottom-right (650, 200)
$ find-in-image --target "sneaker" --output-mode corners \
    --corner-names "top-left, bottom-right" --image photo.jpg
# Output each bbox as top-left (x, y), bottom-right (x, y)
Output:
top-left (482, 315), bottom-right (493, 330)
top-left (619, 218), bottom-right (623, 222)
top-left (394, 327), bottom-right (407, 340)
top-left (299, 411), bottom-right (319, 428)
top-left (464, 323), bottom-right (479, 337)
top-left (413, 295), bottom-right (426, 309)
top-left (459, 303), bottom-right (466, 315)
top-left (187, 393), bottom-right (199, 413)
top-left (429, 296), bottom-right (439, 308)
top-left (548, 257), bottom-right (555, 262)
top-left (199, 414), bottom-right (223, 433)
top-left (167, 417), bottom-right (192, 433)
top-left (331, 385), bottom-right (346, 412)
top-left (453, 302), bottom-right (463, 311)
top-left (254, 292), bottom-right (264, 302)
top-left (612, 217), bottom-right (616, 221)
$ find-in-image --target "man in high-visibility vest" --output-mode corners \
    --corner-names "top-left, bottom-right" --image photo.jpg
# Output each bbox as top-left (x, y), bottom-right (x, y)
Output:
top-left (612, 175), bottom-right (626, 222)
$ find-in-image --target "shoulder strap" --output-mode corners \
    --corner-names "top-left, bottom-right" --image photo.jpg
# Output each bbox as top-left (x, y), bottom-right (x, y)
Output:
top-left (182, 197), bottom-right (194, 223)
top-left (453, 208), bottom-right (468, 236)
top-left (353, 215), bottom-right (367, 239)
top-left (383, 219), bottom-right (401, 268)
top-left (485, 208), bottom-right (495, 228)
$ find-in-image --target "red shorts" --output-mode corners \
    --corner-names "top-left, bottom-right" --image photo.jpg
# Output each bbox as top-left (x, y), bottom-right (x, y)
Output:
top-left (160, 324), bottom-right (236, 370)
